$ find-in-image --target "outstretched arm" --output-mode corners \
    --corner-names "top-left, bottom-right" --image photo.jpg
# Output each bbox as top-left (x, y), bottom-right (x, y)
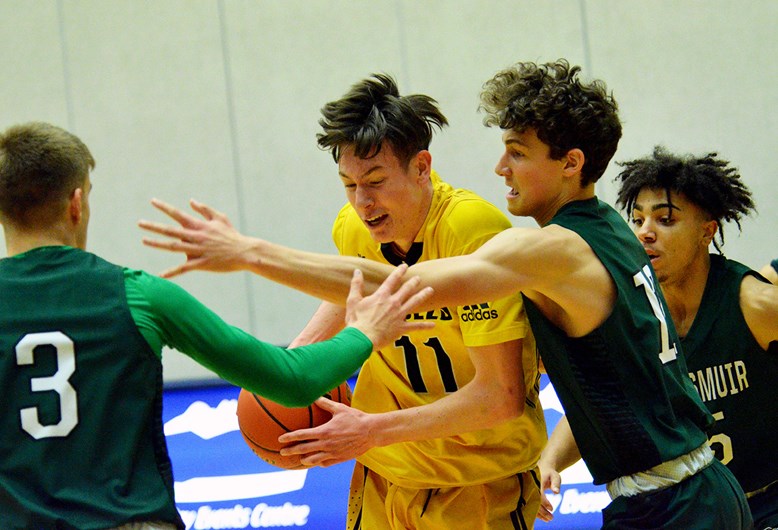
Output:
top-left (140, 199), bottom-right (529, 307)
top-left (139, 198), bottom-right (388, 304)
top-left (140, 199), bottom-right (613, 333)
top-left (134, 264), bottom-right (432, 407)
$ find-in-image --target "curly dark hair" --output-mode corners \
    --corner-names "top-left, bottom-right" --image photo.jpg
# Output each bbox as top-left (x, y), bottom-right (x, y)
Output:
top-left (479, 59), bottom-right (622, 186)
top-left (615, 146), bottom-right (755, 252)
top-left (317, 73), bottom-right (448, 167)
top-left (0, 121), bottom-right (94, 227)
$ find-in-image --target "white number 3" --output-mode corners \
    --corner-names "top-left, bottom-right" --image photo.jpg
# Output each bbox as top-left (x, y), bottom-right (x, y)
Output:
top-left (16, 331), bottom-right (79, 439)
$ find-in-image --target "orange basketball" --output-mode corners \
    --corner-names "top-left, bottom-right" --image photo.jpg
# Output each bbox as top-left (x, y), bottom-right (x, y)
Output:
top-left (236, 381), bottom-right (352, 469)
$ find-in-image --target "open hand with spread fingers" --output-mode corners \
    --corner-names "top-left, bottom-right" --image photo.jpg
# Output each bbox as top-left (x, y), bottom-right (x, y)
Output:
top-left (139, 198), bottom-right (256, 278)
top-left (345, 264), bottom-right (434, 351)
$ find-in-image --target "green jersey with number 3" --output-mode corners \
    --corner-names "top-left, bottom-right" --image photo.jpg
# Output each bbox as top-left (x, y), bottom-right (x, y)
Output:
top-left (0, 246), bottom-right (375, 528)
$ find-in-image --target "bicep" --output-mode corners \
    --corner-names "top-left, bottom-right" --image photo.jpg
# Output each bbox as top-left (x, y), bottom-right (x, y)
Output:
top-left (741, 277), bottom-right (778, 349)
top-left (409, 233), bottom-right (530, 309)
top-left (469, 340), bottom-right (525, 393)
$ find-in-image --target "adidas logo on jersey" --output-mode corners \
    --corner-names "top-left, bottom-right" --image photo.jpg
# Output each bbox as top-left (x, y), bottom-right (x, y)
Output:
top-left (460, 303), bottom-right (499, 322)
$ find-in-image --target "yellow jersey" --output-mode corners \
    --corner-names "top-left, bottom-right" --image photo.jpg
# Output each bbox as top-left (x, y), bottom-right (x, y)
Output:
top-left (332, 171), bottom-right (547, 488)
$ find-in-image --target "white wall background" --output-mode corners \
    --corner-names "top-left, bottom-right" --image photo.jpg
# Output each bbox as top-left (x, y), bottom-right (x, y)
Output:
top-left (2, 0), bottom-right (775, 382)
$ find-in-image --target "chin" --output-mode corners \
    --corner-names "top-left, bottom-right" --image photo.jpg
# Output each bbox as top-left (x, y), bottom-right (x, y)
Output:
top-left (505, 203), bottom-right (522, 217)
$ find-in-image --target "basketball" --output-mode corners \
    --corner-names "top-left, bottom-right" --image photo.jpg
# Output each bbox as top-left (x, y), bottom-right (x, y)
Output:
top-left (236, 381), bottom-right (352, 469)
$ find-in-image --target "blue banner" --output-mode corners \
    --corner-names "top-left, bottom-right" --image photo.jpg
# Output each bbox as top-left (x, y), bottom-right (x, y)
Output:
top-left (163, 375), bottom-right (607, 529)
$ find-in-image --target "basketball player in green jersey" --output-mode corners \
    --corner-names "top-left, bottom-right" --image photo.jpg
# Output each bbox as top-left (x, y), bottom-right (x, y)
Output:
top-left (537, 147), bottom-right (778, 528)
top-left (0, 122), bottom-right (432, 530)
top-left (141, 60), bottom-right (752, 528)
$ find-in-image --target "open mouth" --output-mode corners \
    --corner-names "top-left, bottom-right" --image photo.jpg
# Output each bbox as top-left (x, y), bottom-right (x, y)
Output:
top-left (365, 214), bottom-right (388, 227)
top-left (507, 187), bottom-right (519, 198)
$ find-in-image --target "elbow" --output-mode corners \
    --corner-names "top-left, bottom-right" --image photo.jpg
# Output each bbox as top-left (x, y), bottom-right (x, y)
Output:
top-left (488, 390), bottom-right (525, 425)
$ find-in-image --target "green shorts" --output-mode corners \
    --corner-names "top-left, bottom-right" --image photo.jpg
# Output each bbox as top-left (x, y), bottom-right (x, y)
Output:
top-left (602, 459), bottom-right (752, 529)
top-left (749, 480), bottom-right (778, 530)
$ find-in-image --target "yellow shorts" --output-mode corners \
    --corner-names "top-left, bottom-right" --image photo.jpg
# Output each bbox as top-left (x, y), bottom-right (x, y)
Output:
top-left (347, 462), bottom-right (540, 530)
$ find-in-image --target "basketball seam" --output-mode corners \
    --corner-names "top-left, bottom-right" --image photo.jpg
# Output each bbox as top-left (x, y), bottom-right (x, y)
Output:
top-left (251, 392), bottom-right (306, 432)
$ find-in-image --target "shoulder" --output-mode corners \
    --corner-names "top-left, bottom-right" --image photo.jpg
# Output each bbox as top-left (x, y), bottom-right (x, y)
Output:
top-left (123, 268), bottom-right (192, 306)
top-left (739, 274), bottom-right (778, 349)
top-left (759, 260), bottom-right (778, 284)
top-left (433, 186), bottom-right (512, 241)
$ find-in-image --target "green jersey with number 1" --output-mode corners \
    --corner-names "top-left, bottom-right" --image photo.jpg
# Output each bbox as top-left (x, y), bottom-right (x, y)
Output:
top-left (524, 198), bottom-right (712, 485)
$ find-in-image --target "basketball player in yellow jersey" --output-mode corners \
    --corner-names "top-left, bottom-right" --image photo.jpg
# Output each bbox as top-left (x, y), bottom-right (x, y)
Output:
top-left (269, 75), bottom-right (546, 529)
top-left (140, 74), bottom-right (546, 529)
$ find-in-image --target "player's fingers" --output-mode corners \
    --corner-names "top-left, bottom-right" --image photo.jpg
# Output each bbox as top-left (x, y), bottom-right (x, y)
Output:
top-left (346, 269), bottom-right (364, 306)
top-left (150, 198), bottom-right (201, 227)
top-left (313, 396), bottom-right (342, 413)
top-left (308, 456), bottom-right (343, 468)
top-left (141, 236), bottom-right (203, 255)
top-left (158, 258), bottom-right (205, 279)
top-left (278, 425), bottom-right (326, 445)
top-left (138, 220), bottom-right (196, 241)
top-left (537, 506), bottom-right (554, 522)
top-left (299, 452), bottom-right (335, 467)
top-left (549, 472), bottom-right (561, 494)
top-left (398, 285), bottom-right (434, 314)
top-left (539, 492), bottom-right (554, 513)
top-left (189, 198), bottom-right (228, 223)
top-left (374, 263), bottom-right (409, 295)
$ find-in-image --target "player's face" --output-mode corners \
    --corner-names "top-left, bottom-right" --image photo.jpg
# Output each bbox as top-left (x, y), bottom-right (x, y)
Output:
top-left (494, 129), bottom-right (568, 225)
top-left (338, 144), bottom-right (431, 252)
top-left (631, 188), bottom-right (717, 283)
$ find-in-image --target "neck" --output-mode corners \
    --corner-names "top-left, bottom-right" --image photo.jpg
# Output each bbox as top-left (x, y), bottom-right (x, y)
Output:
top-left (394, 184), bottom-right (434, 253)
top-left (660, 253), bottom-right (711, 337)
top-left (4, 223), bottom-right (79, 257)
top-left (536, 185), bottom-right (596, 227)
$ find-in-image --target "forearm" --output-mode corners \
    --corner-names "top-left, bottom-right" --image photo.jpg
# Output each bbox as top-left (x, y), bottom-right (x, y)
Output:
top-left (244, 238), bottom-right (393, 305)
top-left (539, 415), bottom-right (581, 472)
top-left (289, 301), bottom-right (346, 347)
top-left (219, 328), bottom-right (373, 406)
top-left (365, 374), bottom-right (521, 447)
top-left (130, 270), bottom-right (372, 406)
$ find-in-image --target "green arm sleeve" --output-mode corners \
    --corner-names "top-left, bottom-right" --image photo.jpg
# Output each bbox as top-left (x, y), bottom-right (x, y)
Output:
top-left (124, 269), bottom-right (371, 406)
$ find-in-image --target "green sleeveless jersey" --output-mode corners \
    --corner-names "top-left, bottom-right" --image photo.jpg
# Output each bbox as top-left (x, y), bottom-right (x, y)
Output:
top-left (684, 254), bottom-right (778, 496)
top-left (524, 198), bottom-right (712, 484)
top-left (0, 247), bottom-right (183, 529)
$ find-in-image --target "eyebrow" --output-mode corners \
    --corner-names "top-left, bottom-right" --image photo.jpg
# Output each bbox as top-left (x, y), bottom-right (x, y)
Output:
top-left (504, 138), bottom-right (529, 148)
top-left (633, 202), bottom-right (681, 213)
top-left (339, 165), bottom-right (382, 180)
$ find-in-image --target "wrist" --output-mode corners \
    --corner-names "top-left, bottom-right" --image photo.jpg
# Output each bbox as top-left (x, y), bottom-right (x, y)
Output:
top-left (243, 237), bottom-right (271, 273)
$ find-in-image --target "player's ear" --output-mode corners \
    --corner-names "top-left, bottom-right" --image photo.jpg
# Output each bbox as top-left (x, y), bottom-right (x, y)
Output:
top-left (562, 148), bottom-right (585, 178)
top-left (413, 150), bottom-right (432, 181)
top-left (68, 188), bottom-right (84, 224)
top-left (701, 219), bottom-right (718, 246)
